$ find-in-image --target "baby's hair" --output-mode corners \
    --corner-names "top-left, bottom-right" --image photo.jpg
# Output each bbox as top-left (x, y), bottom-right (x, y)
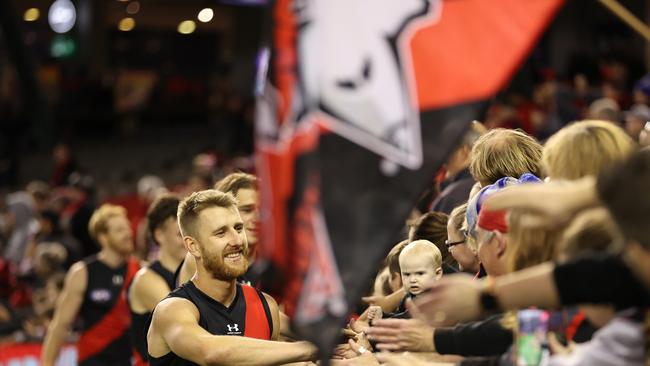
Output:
top-left (399, 239), bottom-right (442, 270)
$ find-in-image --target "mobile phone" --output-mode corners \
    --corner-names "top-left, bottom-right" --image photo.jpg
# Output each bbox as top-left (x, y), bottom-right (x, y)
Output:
top-left (516, 309), bottom-right (550, 366)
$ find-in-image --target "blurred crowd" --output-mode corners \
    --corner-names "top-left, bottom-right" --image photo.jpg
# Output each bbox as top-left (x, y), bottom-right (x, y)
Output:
top-left (0, 63), bottom-right (256, 189)
top-left (331, 69), bottom-right (650, 365)
top-left (2, 58), bottom-right (650, 366)
top-left (484, 60), bottom-right (650, 144)
top-left (0, 143), bottom-right (253, 346)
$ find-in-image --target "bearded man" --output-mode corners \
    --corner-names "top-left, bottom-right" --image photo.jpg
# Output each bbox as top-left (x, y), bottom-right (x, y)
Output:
top-left (42, 204), bottom-right (140, 366)
top-left (146, 190), bottom-right (316, 365)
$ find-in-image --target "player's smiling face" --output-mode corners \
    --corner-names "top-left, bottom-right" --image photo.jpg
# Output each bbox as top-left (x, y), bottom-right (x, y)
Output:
top-left (195, 206), bottom-right (249, 281)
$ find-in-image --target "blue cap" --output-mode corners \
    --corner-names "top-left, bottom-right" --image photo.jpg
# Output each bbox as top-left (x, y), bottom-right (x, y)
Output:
top-left (466, 173), bottom-right (542, 239)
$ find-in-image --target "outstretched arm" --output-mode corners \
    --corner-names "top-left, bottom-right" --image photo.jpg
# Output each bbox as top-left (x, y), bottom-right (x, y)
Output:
top-left (361, 288), bottom-right (405, 316)
top-left (42, 262), bottom-right (87, 366)
top-left (483, 177), bottom-right (599, 228)
top-left (149, 298), bottom-right (317, 366)
top-left (412, 263), bottom-right (559, 326)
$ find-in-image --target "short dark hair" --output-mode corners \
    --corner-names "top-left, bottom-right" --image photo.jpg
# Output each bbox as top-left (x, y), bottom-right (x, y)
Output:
top-left (408, 211), bottom-right (452, 265)
top-left (147, 194), bottom-right (181, 245)
top-left (386, 240), bottom-right (410, 279)
top-left (597, 149), bottom-right (650, 249)
top-left (214, 172), bottom-right (258, 196)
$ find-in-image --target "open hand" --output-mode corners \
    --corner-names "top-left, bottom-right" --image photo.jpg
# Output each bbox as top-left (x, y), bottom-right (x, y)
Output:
top-left (366, 317), bottom-right (434, 352)
top-left (411, 275), bottom-right (483, 326)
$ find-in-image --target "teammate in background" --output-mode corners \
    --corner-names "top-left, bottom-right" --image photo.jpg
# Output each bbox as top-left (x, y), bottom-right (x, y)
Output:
top-left (147, 190), bottom-right (316, 365)
top-left (42, 204), bottom-right (140, 366)
top-left (128, 194), bottom-right (185, 366)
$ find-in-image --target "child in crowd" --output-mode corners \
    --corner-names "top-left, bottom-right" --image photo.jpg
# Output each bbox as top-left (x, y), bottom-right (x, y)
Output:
top-left (392, 240), bottom-right (443, 317)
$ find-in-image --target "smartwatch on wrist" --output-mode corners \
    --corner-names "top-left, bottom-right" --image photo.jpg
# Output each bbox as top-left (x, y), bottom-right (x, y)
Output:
top-left (479, 277), bottom-right (501, 314)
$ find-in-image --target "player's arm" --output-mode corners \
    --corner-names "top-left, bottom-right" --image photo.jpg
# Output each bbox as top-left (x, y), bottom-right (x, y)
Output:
top-left (150, 298), bottom-right (317, 366)
top-left (263, 293), bottom-right (281, 340)
top-left (129, 269), bottom-right (172, 313)
top-left (42, 261), bottom-right (87, 366)
top-left (412, 263), bottom-right (560, 326)
top-left (279, 311), bottom-right (295, 339)
top-left (177, 252), bottom-right (196, 286)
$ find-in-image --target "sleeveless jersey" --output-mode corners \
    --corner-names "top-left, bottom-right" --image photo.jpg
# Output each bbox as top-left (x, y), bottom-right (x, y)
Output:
top-left (130, 260), bottom-right (176, 366)
top-left (77, 255), bottom-right (139, 366)
top-left (148, 281), bottom-right (273, 366)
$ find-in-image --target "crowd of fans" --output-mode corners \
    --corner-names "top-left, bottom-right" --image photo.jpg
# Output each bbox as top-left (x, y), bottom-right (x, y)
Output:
top-left (1, 62), bottom-right (650, 366)
top-left (328, 72), bottom-right (650, 365)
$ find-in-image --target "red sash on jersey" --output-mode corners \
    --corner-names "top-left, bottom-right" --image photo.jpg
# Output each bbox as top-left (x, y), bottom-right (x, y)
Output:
top-left (133, 347), bottom-right (148, 366)
top-left (241, 285), bottom-right (272, 340)
top-left (77, 258), bottom-right (140, 362)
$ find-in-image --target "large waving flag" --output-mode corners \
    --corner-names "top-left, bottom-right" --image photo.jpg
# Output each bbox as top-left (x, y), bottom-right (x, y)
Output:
top-left (255, 0), bottom-right (564, 355)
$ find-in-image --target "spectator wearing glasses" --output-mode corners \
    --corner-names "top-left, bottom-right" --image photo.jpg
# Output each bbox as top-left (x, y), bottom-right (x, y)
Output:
top-left (446, 203), bottom-right (479, 274)
top-left (465, 174), bottom-right (542, 280)
top-left (368, 229), bottom-right (513, 360)
top-left (366, 194), bottom-right (555, 363)
top-left (475, 207), bottom-right (509, 277)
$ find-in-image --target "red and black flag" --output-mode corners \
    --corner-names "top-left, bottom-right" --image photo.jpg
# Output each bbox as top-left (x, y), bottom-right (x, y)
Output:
top-left (255, 0), bottom-right (564, 355)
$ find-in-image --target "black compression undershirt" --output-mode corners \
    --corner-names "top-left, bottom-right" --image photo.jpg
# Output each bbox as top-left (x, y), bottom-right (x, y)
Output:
top-left (553, 253), bottom-right (650, 309)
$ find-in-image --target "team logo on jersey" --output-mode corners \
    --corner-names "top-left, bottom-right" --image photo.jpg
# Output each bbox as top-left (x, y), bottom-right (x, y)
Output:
top-left (295, 0), bottom-right (443, 170)
top-left (90, 289), bottom-right (111, 303)
top-left (226, 323), bottom-right (241, 335)
top-left (112, 274), bottom-right (123, 286)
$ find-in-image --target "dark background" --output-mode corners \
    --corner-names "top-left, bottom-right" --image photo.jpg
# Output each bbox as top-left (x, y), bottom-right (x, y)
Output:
top-left (0, 0), bottom-right (648, 193)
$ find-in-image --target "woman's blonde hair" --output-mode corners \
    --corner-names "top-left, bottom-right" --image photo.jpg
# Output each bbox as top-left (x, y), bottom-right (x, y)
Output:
top-left (543, 120), bottom-right (635, 180)
top-left (502, 208), bottom-right (564, 331)
top-left (556, 208), bottom-right (622, 261)
top-left (505, 209), bottom-right (561, 273)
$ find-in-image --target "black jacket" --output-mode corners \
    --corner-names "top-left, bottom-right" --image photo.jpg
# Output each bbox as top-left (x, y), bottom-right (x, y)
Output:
top-left (554, 253), bottom-right (650, 309)
top-left (434, 314), bottom-right (513, 357)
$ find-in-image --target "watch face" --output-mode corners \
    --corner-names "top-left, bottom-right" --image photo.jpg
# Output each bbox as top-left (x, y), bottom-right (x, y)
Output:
top-left (480, 291), bottom-right (499, 312)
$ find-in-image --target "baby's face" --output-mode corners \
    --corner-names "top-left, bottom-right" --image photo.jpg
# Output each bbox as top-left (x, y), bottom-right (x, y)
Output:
top-left (400, 255), bottom-right (439, 296)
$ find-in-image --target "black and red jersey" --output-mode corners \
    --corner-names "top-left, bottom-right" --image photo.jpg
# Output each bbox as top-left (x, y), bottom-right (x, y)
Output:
top-left (130, 260), bottom-right (175, 366)
top-left (77, 255), bottom-right (139, 366)
top-left (148, 281), bottom-right (273, 366)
